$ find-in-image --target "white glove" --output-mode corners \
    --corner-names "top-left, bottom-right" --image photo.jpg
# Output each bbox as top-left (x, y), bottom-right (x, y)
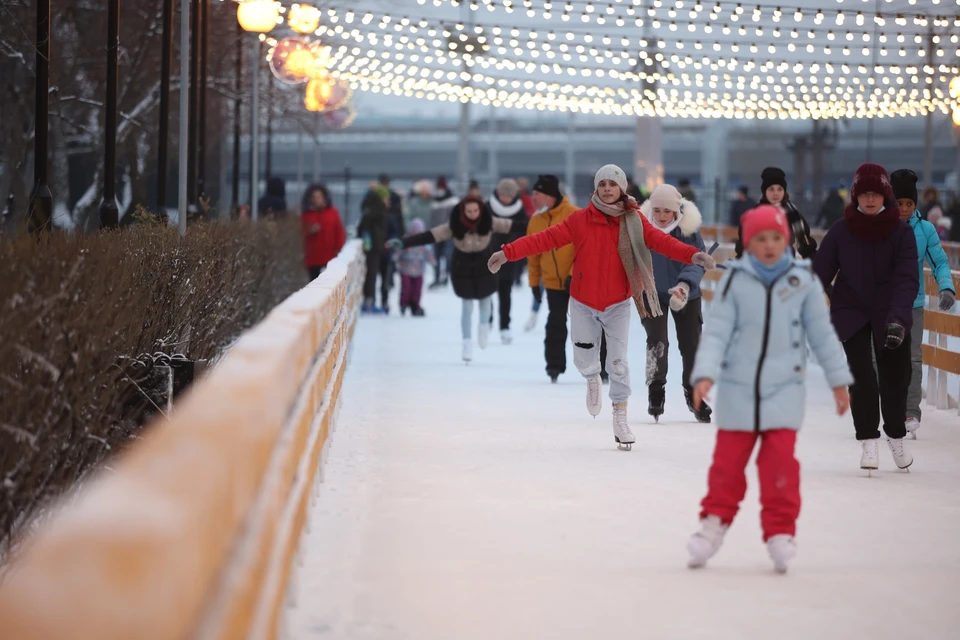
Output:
top-left (668, 282), bottom-right (690, 312)
top-left (488, 250), bottom-right (508, 274)
top-left (691, 252), bottom-right (717, 269)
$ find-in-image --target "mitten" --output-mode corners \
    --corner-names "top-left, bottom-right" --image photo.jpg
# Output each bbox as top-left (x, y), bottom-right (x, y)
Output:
top-left (361, 232), bottom-right (372, 252)
top-left (884, 323), bottom-right (906, 350)
top-left (939, 289), bottom-right (956, 311)
top-left (668, 282), bottom-right (690, 312)
top-left (385, 238), bottom-right (404, 250)
top-left (691, 252), bottom-right (717, 269)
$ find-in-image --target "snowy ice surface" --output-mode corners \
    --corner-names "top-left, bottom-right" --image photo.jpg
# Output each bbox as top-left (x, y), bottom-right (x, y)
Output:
top-left (288, 285), bottom-right (960, 640)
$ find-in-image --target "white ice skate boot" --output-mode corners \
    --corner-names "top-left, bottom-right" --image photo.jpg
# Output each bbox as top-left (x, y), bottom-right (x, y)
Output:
top-left (766, 534), bottom-right (797, 574)
top-left (905, 417), bottom-right (920, 440)
top-left (462, 339), bottom-right (473, 363)
top-left (501, 329), bottom-right (513, 345)
top-left (523, 310), bottom-right (538, 332)
top-left (477, 323), bottom-right (489, 350)
top-left (860, 439), bottom-right (879, 473)
top-left (612, 402), bottom-right (635, 451)
top-left (586, 374), bottom-right (602, 417)
top-left (687, 515), bottom-right (728, 569)
top-left (887, 437), bottom-right (913, 471)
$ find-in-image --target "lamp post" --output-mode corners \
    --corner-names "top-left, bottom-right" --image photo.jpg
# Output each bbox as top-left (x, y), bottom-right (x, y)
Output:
top-left (237, 0), bottom-right (279, 222)
top-left (177, 0), bottom-right (190, 235)
top-left (28, 0), bottom-right (53, 233)
top-left (157, 0), bottom-right (174, 211)
top-left (99, 0), bottom-right (120, 228)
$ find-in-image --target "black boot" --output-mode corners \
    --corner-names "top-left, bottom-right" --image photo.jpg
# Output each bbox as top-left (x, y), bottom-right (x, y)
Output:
top-left (412, 306), bottom-right (425, 317)
top-left (684, 385), bottom-right (712, 423)
top-left (648, 383), bottom-right (665, 422)
top-left (547, 368), bottom-right (562, 384)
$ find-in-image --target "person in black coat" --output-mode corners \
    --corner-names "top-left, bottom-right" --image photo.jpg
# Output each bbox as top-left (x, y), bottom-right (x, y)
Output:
top-left (735, 167), bottom-right (817, 259)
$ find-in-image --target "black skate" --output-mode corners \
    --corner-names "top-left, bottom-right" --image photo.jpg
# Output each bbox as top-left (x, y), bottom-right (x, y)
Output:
top-left (547, 368), bottom-right (561, 384)
top-left (648, 383), bottom-right (665, 422)
top-left (684, 386), bottom-right (712, 423)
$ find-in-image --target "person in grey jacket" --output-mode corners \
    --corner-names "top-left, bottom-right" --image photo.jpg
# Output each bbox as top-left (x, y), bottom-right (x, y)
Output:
top-left (640, 184), bottom-right (710, 423)
top-left (687, 205), bottom-right (852, 575)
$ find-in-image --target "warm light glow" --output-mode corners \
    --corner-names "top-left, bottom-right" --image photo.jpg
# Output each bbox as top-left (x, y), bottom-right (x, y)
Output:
top-left (954, 107), bottom-right (960, 127)
top-left (269, 38), bottom-right (318, 84)
top-left (305, 76), bottom-right (336, 111)
top-left (288, 3), bottom-right (321, 35)
top-left (950, 76), bottom-right (960, 98)
top-left (237, 0), bottom-right (279, 34)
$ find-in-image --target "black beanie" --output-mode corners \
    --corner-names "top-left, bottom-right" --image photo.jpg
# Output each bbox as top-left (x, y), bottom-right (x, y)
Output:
top-left (760, 167), bottom-right (787, 194)
top-left (532, 174), bottom-right (563, 203)
top-left (890, 169), bottom-right (919, 205)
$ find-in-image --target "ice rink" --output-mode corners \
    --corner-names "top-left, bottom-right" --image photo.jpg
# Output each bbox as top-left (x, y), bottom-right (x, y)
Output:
top-left (288, 285), bottom-right (960, 640)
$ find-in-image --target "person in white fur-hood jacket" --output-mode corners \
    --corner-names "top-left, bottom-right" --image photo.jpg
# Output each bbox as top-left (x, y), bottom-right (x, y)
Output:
top-left (640, 184), bottom-right (711, 424)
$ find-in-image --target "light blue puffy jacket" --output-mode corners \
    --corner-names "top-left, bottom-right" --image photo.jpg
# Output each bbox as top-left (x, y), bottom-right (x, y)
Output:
top-left (907, 210), bottom-right (955, 309)
top-left (691, 258), bottom-right (853, 432)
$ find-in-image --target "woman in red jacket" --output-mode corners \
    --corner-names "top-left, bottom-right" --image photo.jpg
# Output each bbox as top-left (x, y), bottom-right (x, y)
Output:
top-left (489, 165), bottom-right (717, 451)
top-left (301, 184), bottom-right (346, 280)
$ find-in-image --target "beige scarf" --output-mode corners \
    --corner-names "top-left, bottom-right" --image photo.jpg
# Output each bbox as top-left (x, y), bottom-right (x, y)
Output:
top-left (590, 194), bottom-right (662, 318)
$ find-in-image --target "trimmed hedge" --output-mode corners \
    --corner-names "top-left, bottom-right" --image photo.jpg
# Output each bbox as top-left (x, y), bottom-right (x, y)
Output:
top-left (0, 219), bottom-right (307, 559)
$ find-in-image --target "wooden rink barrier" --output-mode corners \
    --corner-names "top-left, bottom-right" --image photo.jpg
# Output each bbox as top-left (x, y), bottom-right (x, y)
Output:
top-left (0, 241), bottom-right (365, 640)
top-left (700, 226), bottom-right (960, 415)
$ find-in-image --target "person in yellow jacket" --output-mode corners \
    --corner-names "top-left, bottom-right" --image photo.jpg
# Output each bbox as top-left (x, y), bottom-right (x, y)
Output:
top-left (524, 175), bottom-right (579, 382)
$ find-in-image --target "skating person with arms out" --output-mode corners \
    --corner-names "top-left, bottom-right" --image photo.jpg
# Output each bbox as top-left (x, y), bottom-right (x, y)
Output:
top-left (488, 165), bottom-right (717, 450)
top-left (387, 195), bottom-right (527, 363)
top-left (813, 164), bottom-right (919, 472)
top-left (889, 169), bottom-right (956, 439)
top-left (687, 205), bottom-right (852, 574)
top-left (640, 184), bottom-right (711, 423)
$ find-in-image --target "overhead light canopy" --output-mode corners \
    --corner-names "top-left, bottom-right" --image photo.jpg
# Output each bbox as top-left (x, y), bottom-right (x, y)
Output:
top-left (237, 0), bottom-right (280, 34)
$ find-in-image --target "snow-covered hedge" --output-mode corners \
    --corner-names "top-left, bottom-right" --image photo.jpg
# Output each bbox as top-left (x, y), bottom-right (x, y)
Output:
top-left (0, 219), bottom-right (307, 559)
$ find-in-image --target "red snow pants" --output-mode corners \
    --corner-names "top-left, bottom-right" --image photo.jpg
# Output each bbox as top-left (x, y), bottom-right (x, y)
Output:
top-left (699, 429), bottom-right (801, 541)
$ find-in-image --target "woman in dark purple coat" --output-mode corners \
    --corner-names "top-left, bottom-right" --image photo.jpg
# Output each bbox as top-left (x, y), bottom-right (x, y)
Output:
top-left (813, 163), bottom-right (919, 473)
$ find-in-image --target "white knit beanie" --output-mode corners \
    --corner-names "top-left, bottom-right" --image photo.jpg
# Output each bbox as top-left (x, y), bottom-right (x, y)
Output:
top-left (649, 184), bottom-right (683, 213)
top-left (594, 164), bottom-right (628, 193)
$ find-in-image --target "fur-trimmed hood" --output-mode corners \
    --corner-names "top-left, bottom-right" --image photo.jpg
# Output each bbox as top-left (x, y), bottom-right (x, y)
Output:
top-left (640, 197), bottom-right (702, 236)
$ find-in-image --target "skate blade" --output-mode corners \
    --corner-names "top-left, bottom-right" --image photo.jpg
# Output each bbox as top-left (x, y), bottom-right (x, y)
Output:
top-left (773, 566), bottom-right (788, 575)
top-left (615, 439), bottom-right (634, 451)
top-left (687, 560), bottom-right (706, 570)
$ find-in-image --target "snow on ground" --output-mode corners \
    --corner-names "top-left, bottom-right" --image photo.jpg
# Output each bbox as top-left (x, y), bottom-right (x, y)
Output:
top-left (288, 284), bottom-right (960, 640)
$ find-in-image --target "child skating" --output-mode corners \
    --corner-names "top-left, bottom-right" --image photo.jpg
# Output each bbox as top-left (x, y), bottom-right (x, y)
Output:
top-left (889, 169), bottom-right (956, 439)
top-left (687, 205), bottom-right (853, 574)
top-left (640, 184), bottom-right (711, 423)
top-left (387, 195), bottom-right (527, 363)
top-left (392, 218), bottom-right (436, 316)
top-left (488, 165), bottom-right (717, 450)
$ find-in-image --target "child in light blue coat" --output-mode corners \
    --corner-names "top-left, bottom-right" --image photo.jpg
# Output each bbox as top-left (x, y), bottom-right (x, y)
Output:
top-left (687, 205), bottom-right (853, 574)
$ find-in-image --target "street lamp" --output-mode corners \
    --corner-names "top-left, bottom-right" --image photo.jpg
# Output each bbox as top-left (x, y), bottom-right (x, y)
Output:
top-left (237, 0), bottom-right (279, 222)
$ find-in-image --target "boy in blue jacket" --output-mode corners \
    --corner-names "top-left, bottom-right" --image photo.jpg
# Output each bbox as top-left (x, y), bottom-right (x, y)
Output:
top-left (889, 169), bottom-right (956, 439)
top-left (687, 205), bottom-right (853, 574)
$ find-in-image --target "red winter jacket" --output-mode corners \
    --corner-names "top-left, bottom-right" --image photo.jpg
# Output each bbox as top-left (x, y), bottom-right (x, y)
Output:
top-left (502, 201), bottom-right (699, 311)
top-left (301, 206), bottom-right (346, 269)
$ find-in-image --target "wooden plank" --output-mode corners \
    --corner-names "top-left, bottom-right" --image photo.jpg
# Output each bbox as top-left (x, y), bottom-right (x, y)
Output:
top-left (923, 269), bottom-right (960, 293)
top-left (923, 309), bottom-right (960, 338)
top-left (922, 343), bottom-right (960, 374)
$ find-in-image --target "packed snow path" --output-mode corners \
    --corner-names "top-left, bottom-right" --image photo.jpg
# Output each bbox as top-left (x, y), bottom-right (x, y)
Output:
top-left (289, 286), bottom-right (960, 640)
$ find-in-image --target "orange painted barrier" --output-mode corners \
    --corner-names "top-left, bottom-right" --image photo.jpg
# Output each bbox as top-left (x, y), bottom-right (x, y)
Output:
top-left (0, 241), bottom-right (365, 640)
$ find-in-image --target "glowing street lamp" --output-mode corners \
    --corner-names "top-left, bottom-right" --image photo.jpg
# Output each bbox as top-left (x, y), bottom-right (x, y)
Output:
top-left (237, 1), bottom-right (278, 222)
top-left (288, 3), bottom-right (322, 35)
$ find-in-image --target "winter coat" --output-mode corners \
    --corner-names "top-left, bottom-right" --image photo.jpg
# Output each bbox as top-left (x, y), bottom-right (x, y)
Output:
top-left (691, 258), bottom-right (853, 432)
top-left (813, 203), bottom-right (919, 348)
top-left (301, 206), bottom-right (346, 269)
top-left (430, 191), bottom-right (459, 228)
top-left (406, 195), bottom-right (434, 227)
top-left (641, 198), bottom-right (707, 300)
top-left (384, 189), bottom-right (405, 240)
top-left (735, 200), bottom-right (817, 260)
top-left (401, 200), bottom-right (527, 300)
top-left (357, 191), bottom-right (390, 254)
top-left (526, 197), bottom-right (578, 291)
top-left (907, 210), bottom-right (955, 309)
top-left (489, 195), bottom-right (528, 249)
top-left (817, 191), bottom-right (846, 229)
top-left (729, 198), bottom-right (751, 226)
top-left (258, 177), bottom-right (288, 217)
top-left (502, 201), bottom-right (699, 312)
top-left (395, 219), bottom-right (435, 278)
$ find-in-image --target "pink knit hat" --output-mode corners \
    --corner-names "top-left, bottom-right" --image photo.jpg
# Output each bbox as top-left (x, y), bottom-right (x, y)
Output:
top-left (741, 205), bottom-right (790, 247)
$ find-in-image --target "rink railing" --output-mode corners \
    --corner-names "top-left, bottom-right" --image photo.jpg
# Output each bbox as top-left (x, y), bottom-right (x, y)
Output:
top-left (700, 226), bottom-right (960, 417)
top-left (0, 241), bottom-right (366, 640)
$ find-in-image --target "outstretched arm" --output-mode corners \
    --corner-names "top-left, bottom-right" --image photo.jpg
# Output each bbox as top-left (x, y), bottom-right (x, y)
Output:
top-left (502, 212), bottom-right (578, 261)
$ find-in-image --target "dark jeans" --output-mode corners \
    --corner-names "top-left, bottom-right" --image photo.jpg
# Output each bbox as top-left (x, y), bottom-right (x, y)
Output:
top-left (843, 324), bottom-right (912, 440)
top-left (307, 265), bottom-right (326, 280)
top-left (544, 288), bottom-right (570, 374)
top-left (363, 252), bottom-right (392, 307)
top-left (640, 296), bottom-right (703, 388)
top-left (496, 261), bottom-right (521, 330)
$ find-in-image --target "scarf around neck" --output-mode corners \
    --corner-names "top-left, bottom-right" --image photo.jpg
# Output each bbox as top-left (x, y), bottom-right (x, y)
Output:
top-left (590, 193), bottom-right (662, 318)
top-left (844, 202), bottom-right (900, 241)
top-left (748, 252), bottom-right (793, 287)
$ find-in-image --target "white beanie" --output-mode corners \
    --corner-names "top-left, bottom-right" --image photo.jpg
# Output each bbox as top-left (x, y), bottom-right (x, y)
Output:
top-left (594, 164), bottom-right (628, 193)
top-left (649, 184), bottom-right (683, 213)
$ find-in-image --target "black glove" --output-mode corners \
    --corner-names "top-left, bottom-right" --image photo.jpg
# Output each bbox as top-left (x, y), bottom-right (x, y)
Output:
top-left (884, 323), bottom-right (905, 350)
top-left (532, 286), bottom-right (543, 305)
top-left (940, 289), bottom-right (956, 311)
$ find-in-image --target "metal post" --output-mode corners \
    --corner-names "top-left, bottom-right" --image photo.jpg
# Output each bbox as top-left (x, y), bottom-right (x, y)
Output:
top-left (250, 37), bottom-right (260, 222)
top-left (28, 0), bottom-right (53, 233)
top-left (565, 112), bottom-right (575, 201)
top-left (312, 113), bottom-right (321, 182)
top-left (457, 99), bottom-right (471, 194)
top-left (266, 71), bottom-right (274, 179)
top-left (177, 0), bottom-right (189, 235)
top-left (923, 30), bottom-right (935, 187)
top-left (231, 20), bottom-right (242, 210)
top-left (187, 0), bottom-right (199, 208)
top-left (157, 0), bottom-right (174, 211)
top-left (296, 124), bottom-right (304, 212)
top-left (198, 0), bottom-right (209, 200)
top-left (99, 0), bottom-right (120, 228)
top-left (344, 165), bottom-right (352, 225)
top-left (487, 104), bottom-right (498, 185)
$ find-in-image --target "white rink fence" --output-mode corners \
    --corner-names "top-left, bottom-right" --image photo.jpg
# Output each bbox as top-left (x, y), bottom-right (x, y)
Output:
top-left (0, 242), bottom-right (364, 640)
